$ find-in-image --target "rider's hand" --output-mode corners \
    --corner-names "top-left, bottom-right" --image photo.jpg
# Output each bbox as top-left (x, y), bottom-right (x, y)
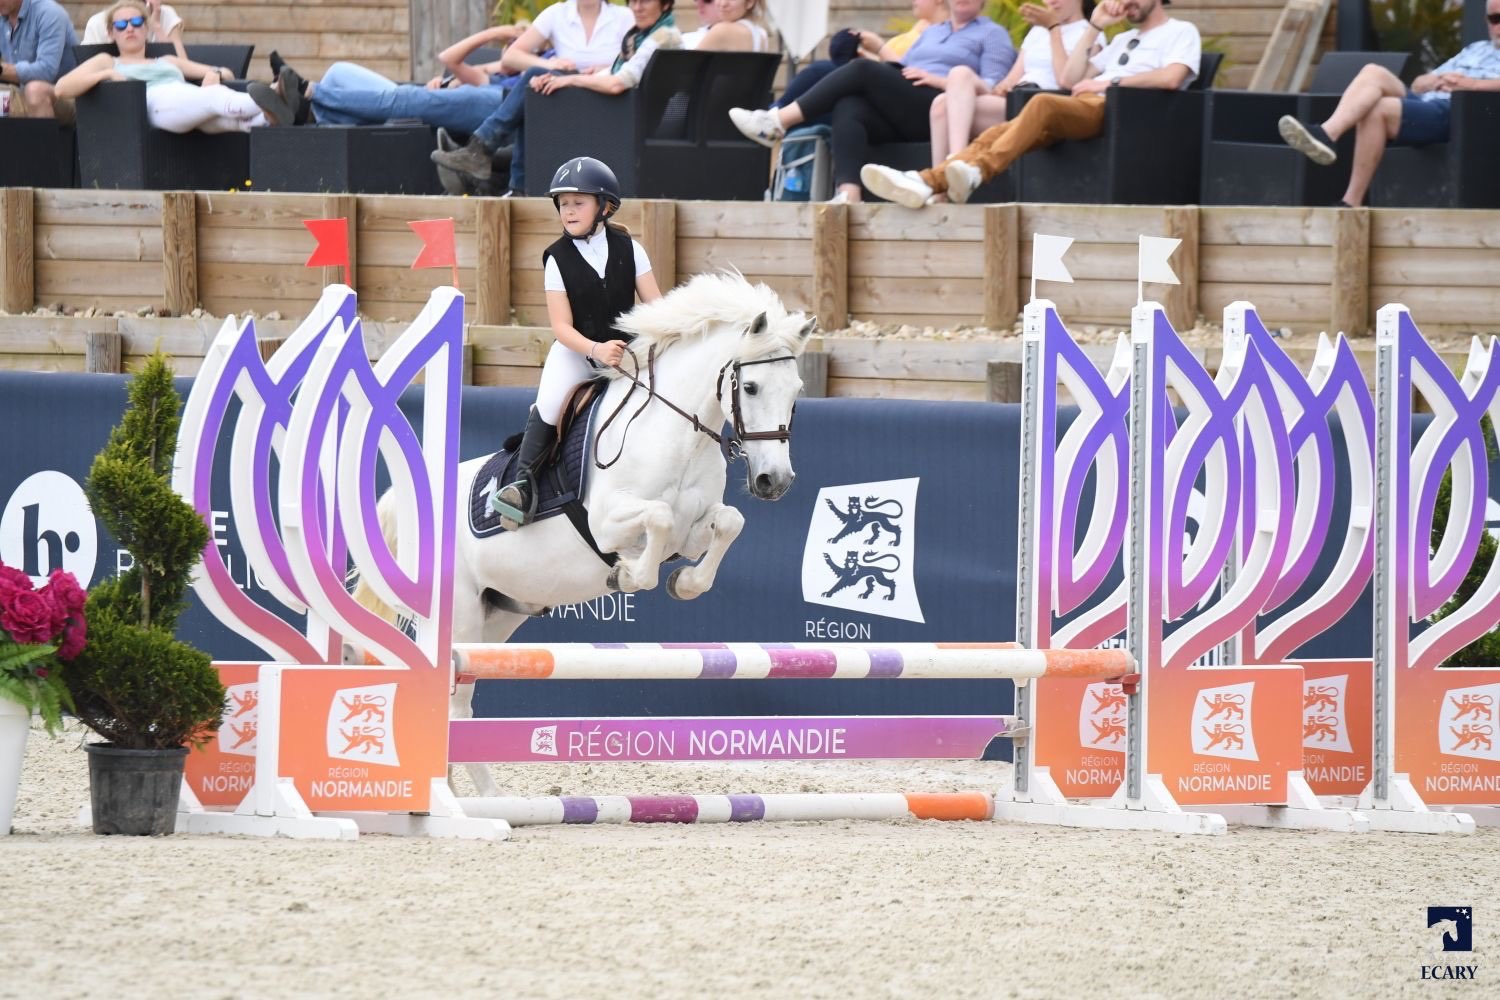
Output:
top-left (591, 340), bottom-right (627, 367)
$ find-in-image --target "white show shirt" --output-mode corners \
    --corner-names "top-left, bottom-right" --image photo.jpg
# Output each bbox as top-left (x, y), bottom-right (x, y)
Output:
top-left (543, 228), bottom-right (653, 292)
top-left (1090, 18), bottom-right (1201, 88)
top-left (83, 3), bottom-right (183, 44)
top-left (1017, 20), bottom-right (1093, 90)
top-left (532, 0), bottom-right (634, 70)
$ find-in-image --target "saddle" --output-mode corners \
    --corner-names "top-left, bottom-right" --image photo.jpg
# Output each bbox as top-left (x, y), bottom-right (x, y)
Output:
top-left (466, 379), bottom-right (616, 566)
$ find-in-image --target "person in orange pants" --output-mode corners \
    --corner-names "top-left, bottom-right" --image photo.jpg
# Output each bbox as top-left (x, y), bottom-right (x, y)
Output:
top-left (861, 0), bottom-right (1200, 207)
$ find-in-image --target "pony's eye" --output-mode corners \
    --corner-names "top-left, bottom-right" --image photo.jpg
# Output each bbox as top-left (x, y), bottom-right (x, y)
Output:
top-left (744, 382), bottom-right (758, 396)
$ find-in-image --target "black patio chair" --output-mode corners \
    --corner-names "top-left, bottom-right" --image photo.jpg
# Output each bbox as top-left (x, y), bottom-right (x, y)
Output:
top-left (523, 50), bottom-right (780, 200)
top-left (1200, 51), bottom-right (1413, 206)
top-left (1009, 51), bottom-right (1224, 205)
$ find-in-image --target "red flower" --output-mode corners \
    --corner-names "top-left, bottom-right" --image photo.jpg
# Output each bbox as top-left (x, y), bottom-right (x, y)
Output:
top-left (0, 564), bottom-right (32, 602)
top-left (43, 569), bottom-right (86, 615)
top-left (57, 614), bottom-right (87, 660)
top-left (1, 588), bottom-right (57, 645)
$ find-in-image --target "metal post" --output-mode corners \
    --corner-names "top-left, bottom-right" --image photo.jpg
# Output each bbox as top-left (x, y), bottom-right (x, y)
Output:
top-left (1371, 311), bottom-right (1396, 804)
top-left (1125, 304), bottom-right (1154, 804)
top-left (1013, 304), bottom-right (1046, 797)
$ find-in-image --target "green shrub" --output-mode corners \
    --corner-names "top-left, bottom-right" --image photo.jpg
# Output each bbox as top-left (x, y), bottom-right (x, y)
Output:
top-left (1369, 0), bottom-right (1464, 73)
top-left (492, 0), bottom-right (565, 24)
top-left (64, 354), bottom-right (225, 749)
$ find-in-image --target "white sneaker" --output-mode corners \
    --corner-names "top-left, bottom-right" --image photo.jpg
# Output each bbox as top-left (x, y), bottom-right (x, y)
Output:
top-left (859, 163), bottom-right (932, 209)
top-left (944, 159), bottom-right (983, 204)
top-left (828, 189), bottom-right (852, 204)
top-left (728, 107), bottom-right (785, 148)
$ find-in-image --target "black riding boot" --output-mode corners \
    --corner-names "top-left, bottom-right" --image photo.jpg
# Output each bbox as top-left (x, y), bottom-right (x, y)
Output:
top-left (491, 407), bottom-right (557, 530)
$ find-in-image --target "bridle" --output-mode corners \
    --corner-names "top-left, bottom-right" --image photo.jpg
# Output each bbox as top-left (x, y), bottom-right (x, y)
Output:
top-left (594, 337), bottom-right (799, 469)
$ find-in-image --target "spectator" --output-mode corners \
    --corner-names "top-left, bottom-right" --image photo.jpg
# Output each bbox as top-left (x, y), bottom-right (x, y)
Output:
top-left (776, 1), bottom-right (949, 116)
top-left (0, 0), bottom-right (78, 119)
top-left (429, 0), bottom-right (633, 194)
top-left (861, 0), bottom-right (1198, 207)
top-left (56, 3), bottom-right (275, 132)
top-left (681, 0), bottom-right (720, 48)
top-left (696, 0), bottom-right (768, 52)
top-left (1277, 0), bottom-right (1500, 208)
top-left (530, 0), bottom-right (682, 96)
top-left (82, 0), bottom-right (184, 59)
top-left (432, 22), bottom-right (525, 89)
top-left (930, 0), bottom-right (1096, 173)
top-left (729, 0), bottom-right (1015, 203)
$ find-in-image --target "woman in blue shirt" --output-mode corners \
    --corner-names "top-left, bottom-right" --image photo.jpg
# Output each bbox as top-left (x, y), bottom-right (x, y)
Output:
top-left (728, 0), bottom-right (1014, 203)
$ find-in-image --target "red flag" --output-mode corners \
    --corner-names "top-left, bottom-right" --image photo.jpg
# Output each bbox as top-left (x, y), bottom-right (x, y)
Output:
top-left (302, 218), bottom-right (350, 284)
top-left (408, 218), bottom-right (459, 288)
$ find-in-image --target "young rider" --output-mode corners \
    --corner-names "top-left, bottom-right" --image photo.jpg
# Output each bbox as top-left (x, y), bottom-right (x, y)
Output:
top-left (492, 156), bottom-right (663, 530)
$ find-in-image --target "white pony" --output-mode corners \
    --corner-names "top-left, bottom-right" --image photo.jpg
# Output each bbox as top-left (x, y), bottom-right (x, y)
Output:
top-left (353, 272), bottom-right (814, 793)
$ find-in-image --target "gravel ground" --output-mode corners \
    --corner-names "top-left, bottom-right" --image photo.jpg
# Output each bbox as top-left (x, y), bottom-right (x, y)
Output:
top-left (5, 720), bottom-right (1497, 1000)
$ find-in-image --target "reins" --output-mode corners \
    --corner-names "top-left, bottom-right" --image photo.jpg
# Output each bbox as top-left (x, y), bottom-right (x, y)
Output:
top-left (592, 336), bottom-right (798, 470)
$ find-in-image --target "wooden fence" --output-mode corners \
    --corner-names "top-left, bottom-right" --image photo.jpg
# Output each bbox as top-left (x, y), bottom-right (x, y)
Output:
top-left (2, 188), bottom-right (1497, 398)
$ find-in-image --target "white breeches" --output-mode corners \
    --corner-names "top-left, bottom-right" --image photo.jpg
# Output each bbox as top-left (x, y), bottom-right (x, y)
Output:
top-left (146, 82), bottom-right (268, 134)
top-left (534, 341), bottom-right (596, 425)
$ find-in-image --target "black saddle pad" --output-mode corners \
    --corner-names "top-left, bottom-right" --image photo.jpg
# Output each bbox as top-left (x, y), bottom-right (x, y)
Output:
top-left (467, 385), bottom-right (604, 539)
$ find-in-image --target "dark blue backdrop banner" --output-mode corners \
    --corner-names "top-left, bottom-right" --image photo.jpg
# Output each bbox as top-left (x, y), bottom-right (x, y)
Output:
top-left (0, 373), bottom-right (1385, 739)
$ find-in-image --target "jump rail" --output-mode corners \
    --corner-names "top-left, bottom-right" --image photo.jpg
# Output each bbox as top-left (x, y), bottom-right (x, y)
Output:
top-left (457, 792), bottom-right (997, 826)
top-left (450, 642), bottom-right (1135, 682)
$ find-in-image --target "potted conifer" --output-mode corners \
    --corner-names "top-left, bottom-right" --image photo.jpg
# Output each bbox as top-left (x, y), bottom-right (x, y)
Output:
top-left (64, 353), bottom-right (226, 835)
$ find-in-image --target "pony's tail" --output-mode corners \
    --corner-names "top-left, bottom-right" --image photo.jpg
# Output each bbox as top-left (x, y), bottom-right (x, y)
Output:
top-left (348, 488), bottom-right (402, 624)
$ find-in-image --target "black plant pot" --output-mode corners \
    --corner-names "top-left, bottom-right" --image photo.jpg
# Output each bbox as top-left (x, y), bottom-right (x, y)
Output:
top-left (84, 743), bottom-right (188, 836)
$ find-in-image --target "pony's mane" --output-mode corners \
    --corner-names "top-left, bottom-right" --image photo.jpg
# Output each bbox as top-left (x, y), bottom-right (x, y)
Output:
top-left (611, 272), bottom-right (800, 365)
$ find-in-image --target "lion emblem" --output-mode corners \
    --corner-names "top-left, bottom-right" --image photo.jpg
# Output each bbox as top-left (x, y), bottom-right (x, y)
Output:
top-left (822, 550), bottom-right (901, 600)
top-left (825, 496), bottom-right (904, 546)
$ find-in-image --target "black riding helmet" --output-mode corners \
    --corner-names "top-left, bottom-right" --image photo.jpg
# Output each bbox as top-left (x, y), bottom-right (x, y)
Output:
top-left (549, 157), bottom-right (622, 238)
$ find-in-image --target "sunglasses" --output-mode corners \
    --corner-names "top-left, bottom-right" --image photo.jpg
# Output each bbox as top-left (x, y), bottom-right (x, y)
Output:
top-left (112, 15), bottom-right (146, 30)
top-left (1489, 12), bottom-right (1500, 24)
top-left (1118, 37), bottom-right (1141, 66)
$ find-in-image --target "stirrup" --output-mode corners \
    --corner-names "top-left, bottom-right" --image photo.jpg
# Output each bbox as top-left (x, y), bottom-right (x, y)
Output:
top-left (491, 479), bottom-right (533, 531)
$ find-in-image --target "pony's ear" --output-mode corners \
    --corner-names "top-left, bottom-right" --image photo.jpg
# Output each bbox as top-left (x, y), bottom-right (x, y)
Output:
top-left (798, 317), bottom-right (817, 340)
top-left (748, 311), bottom-right (768, 336)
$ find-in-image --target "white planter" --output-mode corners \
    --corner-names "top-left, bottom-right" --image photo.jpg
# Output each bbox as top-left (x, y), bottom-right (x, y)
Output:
top-left (0, 698), bottom-right (30, 836)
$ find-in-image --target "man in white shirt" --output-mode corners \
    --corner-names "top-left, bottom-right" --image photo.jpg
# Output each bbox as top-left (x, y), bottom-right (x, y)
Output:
top-left (1277, 0), bottom-right (1500, 207)
top-left (862, 0), bottom-right (1200, 207)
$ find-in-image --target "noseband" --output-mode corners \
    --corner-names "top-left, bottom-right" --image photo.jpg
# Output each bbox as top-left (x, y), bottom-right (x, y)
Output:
top-left (714, 353), bottom-right (799, 460)
top-left (594, 334), bottom-right (799, 469)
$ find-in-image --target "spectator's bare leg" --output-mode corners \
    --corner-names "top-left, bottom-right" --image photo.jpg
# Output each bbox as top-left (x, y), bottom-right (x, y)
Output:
top-left (1322, 64), bottom-right (1406, 140)
top-left (22, 81), bottom-right (57, 119)
top-left (1342, 95), bottom-right (1401, 207)
top-left (938, 65), bottom-right (987, 165)
top-left (930, 92), bottom-right (951, 165)
top-left (775, 102), bottom-right (807, 131)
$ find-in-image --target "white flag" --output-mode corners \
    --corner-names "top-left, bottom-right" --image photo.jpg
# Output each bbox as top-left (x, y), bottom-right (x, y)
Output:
top-left (1031, 234), bottom-right (1074, 285)
top-left (1138, 236), bottom-right (1181, 286)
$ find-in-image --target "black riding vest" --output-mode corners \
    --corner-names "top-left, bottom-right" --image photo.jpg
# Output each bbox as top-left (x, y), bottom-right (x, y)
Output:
top-left (542, 226), bottom-right (637, 345)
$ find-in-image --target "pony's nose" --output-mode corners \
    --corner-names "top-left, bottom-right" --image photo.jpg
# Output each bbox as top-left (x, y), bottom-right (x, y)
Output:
top-left (754, 473), bottom-right (774, 496)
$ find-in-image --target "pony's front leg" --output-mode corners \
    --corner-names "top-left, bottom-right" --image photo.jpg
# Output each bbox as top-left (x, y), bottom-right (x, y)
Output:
top-left (595, 494), bottom-right (676, 593)
top-left (666, 502), bottom-right (744, 601)
top-left (449, 680), bottom-right (501, 798)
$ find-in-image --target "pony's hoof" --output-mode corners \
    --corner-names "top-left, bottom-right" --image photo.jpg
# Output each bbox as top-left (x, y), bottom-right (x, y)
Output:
top-left (666, 566), bottom-right (691, 601)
